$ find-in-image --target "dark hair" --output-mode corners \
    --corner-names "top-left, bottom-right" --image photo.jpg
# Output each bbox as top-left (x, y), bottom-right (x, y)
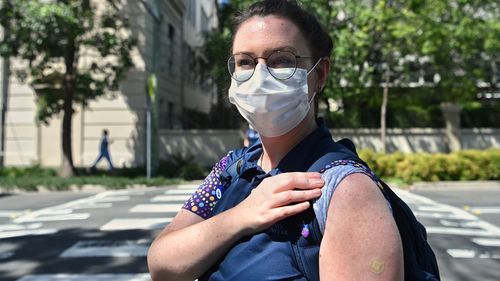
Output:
top-left (103, 129), bottom-right (108, 135)
top-left (232, 0), bottom-right (333, 60)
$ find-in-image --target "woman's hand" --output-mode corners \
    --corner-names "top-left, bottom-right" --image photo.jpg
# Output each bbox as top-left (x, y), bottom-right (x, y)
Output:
top-left (230, 172), bottom-right (324, 235)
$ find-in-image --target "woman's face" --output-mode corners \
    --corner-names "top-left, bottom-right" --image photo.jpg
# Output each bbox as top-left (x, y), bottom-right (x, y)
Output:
top-left (232, 15), bottom-right (319, 98)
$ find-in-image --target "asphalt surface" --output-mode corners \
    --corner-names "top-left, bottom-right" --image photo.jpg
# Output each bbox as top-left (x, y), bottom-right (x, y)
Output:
top-left (0, 181), bottom-right (498, 281)
top-left (407, 181), bottom-right (500, 281)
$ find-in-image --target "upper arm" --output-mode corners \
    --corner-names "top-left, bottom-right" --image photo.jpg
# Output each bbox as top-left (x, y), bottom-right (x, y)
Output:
top-left (319, 173), bottom-right (404, 281)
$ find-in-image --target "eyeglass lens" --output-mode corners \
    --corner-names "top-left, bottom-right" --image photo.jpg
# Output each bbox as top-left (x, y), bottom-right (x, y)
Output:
top-left (228, 51), bottom-right (298, 82)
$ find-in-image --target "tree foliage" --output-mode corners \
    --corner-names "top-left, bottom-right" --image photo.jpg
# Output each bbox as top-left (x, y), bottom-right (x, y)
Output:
top-left (205, 0), bottom-right (499, 128)
top-left (0, 0), bottom-right (135, 176)
top-left (0, 0), bottom-right (135, 123)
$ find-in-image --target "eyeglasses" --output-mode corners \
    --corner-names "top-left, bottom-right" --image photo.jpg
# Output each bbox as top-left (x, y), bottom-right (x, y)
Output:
top-left (227, 51), bottom-right (313, 82)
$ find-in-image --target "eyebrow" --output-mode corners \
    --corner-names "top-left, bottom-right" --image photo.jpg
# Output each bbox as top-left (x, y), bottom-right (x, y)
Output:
top-left (233, 46), bottom-right (299, 56)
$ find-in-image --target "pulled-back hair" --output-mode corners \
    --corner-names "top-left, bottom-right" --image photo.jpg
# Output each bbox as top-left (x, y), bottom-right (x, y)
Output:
top-left (232, 0), bottom-right (333, 60)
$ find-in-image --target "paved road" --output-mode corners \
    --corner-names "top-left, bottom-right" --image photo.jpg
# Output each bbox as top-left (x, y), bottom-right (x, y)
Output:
top-left (0, 183), bottom-right (499, 281)
top-left (0, 185), bottom-right (199, 281)
top-left (399, 185), bottom-right (500, 281)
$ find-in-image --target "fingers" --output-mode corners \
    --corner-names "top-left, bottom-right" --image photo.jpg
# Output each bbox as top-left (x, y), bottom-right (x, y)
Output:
top-left (269, 201), bottom-right (311, 222)
top-left (263, 172), bottom-right (324, 193)
top-left (266, 188), bottom-right (322, 208)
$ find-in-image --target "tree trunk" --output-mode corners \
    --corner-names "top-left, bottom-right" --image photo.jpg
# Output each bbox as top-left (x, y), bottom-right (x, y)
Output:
top-left (380, 66), bottom-right (389, 153)
top-left (60, 40), bottom-right (77, 178)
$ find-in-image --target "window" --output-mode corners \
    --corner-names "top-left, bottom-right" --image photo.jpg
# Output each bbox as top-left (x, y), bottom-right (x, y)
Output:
top-left (187, 0), bottom-right (196, 27)
top-left (159, 100), bottom-right (175, 129)
top-left (167, 23), bottom-right (175, 74)
top-left (201, 10), bottom-right (209, 33)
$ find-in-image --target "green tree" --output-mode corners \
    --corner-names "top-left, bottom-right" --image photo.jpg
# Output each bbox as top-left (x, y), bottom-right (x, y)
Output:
top-left (0, 0), bottom-right (135, 177)
top-left (329, 0), bottom-right (499, 123)
top-left (414, 0), bottom-right (500, 101)
top-left (206, 0), bottom-right (499, 132)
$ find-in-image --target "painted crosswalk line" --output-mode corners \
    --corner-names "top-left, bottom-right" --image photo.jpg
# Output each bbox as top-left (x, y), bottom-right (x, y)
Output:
top-left (0, 223), bottom-right (43, 231)
top-left (468, 206), bottom-right (500, 214)
top-left (446, 249), bottom-right (476, 258)
top-left (129, 204), bottom-right (182, 213)
top-left (60, 239), bottom-right (151, 257)
top-left (100, 218), bottom-right (172, 231)
top-left (0, 228), bottom-right (58, 239)
top-left (472, 238), bottom-right (500, 247)
top-left (164, 189), bottom-right (195, 195)
top-left (0, 210), bottom-right (27, 218)
top-left (150, 195), bottom-right (190, 202)
top-left (426, 226), bottom-right (497, 237)
top-left (176, 184), bottom-right (199, 189)
top-left (16, 273), bottom-right (152, 281)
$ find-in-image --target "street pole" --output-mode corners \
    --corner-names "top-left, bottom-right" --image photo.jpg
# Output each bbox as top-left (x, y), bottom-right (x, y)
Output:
top-left (0, 5), bottom-right (10, 168)
top-left (146, 74), bottom-right (156, 179)
top-left (146, 98), bottom-right (151, 178)
top-left (0, 56), bottom-right (8, 168)
top-left (141, 0), bottom-right (162, 178)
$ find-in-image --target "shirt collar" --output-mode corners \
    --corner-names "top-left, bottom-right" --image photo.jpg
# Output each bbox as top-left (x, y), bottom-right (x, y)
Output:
top-left (238, 118), bottom-right (333, 177)
top-left (273, 118), bottom-right (333, 174)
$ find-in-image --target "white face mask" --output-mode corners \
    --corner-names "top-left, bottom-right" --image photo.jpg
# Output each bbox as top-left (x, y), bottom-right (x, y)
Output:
top-left (229, 60), bottom-right (320, 137)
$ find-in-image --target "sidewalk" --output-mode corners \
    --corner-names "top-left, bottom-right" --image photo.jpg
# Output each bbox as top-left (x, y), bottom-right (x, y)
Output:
top-left (410, 180), bottom-right (500, 191)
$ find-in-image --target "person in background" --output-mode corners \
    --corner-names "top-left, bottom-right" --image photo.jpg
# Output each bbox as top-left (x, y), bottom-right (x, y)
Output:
top-left (91, 129), bottom-right (114, 171)
top-left (148, 1), bottom-right (404, 280)
top-left (243, 124), bottom-right (260, 147)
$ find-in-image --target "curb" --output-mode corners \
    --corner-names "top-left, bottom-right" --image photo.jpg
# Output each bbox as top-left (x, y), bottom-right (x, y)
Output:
top-left (409, 180), bottom-right (500, 191)
top-left (0, 181), bottom-right (203, 195)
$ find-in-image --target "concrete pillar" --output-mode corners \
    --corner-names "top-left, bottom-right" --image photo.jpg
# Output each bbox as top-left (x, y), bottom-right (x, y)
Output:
top-left (440, 102), bottom-right (462, 152)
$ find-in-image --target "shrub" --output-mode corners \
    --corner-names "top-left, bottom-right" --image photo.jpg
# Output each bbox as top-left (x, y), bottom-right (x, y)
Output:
top-left (180, 163), bottom-right (206, 180)
top-left (359, 148), bottom-right (500, 184)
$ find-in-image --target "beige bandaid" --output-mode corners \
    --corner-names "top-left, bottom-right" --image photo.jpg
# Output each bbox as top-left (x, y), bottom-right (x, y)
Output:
top-left (369, 258), bottom-right (385, 274)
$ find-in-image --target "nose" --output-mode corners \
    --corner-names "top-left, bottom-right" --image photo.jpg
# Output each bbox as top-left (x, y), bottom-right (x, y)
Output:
top-left (256, 57), bottom-right (267, 65)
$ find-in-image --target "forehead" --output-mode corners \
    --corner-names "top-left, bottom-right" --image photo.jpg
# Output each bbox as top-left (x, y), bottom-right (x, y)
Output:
top-left (232, 15), bottom-right (309, 56)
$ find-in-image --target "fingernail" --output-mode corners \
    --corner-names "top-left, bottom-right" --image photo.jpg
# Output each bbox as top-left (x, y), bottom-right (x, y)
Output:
top-left (311, 179), bottom-right (324, 185)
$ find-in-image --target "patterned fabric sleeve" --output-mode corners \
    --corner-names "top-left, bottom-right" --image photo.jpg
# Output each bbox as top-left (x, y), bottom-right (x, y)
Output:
top-left (313, 160), bottom-right (386, 234)
top-left (182, 154), bottom-right (230, 219)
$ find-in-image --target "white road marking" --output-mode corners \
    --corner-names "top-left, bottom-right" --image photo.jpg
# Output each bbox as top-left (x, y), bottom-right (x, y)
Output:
top-left (150, 195), bottom-right (190, 202)
top-left (95, 196), bottom-right (131, 202)
top-left (478, 253), bottom-right (500, 259)
top-left (439, 220), bottom-right (489, 228)
top-left (417, 205), bottom-right (451, 212)
top-left (0, 223), bottom-right (43, 231)
top-left (472, 238), bottom-right (500, 247)
top-left (60, 240), bottom-right (151, 258)
top-left (100, 218), bottom-right (171, 231)
top-left (0, 229), bottom-right (58, 239)
top-left (0, 210), bottom-right (25, 217)
top-left (176, 184), bottom-right (199, 189)
top-left (129, 204), bottom-right (182, 213)
top-left (16, 273), bottom-right (152, 281)
top-left (71, 203), bottom-right (113, 209)
top-left (164, 189), bottom-right (194, 195)
top-left (469, 207), bottom-right (500, 214)
top-left (446, 249), bottom-right (476, 258)
top-left (14, 213), bottom-right (91, 223)
top-left (426, 227), bottom-right (497, 237)
top-left (414, 211), bottom-right (476, 220)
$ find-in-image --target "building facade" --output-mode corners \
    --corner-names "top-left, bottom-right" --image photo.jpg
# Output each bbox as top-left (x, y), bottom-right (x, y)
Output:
top-left (0, 0), bottom-right (219, 168)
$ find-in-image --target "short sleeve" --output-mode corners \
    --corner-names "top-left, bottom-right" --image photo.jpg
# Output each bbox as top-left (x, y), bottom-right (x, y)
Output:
top-left (313, 160), bottom-right (381, 234)
top-left (182, 154), bottom-right (230, 219)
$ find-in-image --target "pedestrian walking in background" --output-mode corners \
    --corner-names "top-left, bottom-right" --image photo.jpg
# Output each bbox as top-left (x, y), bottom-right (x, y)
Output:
top-left (243, 124), bottom-right (260, 147)
top-left (91, 129), bottom-right (114, 171)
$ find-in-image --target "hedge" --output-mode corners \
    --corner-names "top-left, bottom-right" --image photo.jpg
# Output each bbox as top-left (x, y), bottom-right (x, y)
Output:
top-left (359, 148), bottom-right (500, 184)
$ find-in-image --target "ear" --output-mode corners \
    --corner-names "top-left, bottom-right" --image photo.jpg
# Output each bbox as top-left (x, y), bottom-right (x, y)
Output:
top-left (316, 57), bottom-right (331, 92)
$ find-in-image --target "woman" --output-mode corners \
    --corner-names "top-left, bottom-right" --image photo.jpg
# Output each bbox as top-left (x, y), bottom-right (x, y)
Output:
top-left (147, 1), bottom-right (404, 280)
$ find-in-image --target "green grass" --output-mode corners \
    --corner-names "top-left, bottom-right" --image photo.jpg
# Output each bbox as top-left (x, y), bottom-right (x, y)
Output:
top-left (0, 175), bottom-right (184, 192)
